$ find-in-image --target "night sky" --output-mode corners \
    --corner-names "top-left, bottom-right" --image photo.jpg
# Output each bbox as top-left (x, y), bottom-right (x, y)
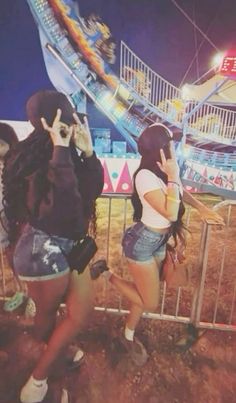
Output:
top-left (0, 0), bottom-right (235, 132)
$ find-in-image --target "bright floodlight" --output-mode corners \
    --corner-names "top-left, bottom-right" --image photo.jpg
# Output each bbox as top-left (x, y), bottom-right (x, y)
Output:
top-left (211, 52), bottom-right (225, 68)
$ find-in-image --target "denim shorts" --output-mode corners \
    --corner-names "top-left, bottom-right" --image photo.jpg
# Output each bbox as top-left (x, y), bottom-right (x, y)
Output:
top-left (122, 222), bottom-right (170, 263)
top-left (14, 224), bottom-right (75, 281)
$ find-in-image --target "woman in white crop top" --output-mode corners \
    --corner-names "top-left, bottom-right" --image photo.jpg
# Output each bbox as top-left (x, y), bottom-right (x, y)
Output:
top-left (91, 123), bottom-right (224, 366)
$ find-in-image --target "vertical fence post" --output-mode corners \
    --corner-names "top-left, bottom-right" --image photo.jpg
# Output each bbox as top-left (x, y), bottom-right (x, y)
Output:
top-left (190, 221), bottom-right (211, 326)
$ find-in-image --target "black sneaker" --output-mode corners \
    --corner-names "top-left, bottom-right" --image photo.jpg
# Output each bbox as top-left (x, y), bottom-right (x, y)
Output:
top-left (118, 336), bottom-right (149, 366)
top-left (90, 259), bottom-right (109, 280)
top-left (112, 335), bottom-right (148, 367)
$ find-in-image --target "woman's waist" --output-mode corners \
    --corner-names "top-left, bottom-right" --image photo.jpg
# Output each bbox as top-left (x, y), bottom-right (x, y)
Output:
top-left (144, 223), bottom-right (171, 234)
top-left (28, 218), bottom-right (87, 241)
top-left (141, 211), bottom-right (171, 231)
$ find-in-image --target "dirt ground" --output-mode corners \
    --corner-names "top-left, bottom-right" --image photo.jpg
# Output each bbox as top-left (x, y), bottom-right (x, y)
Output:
top-left (0, 195), bottom-right (235, 403)
top-left (0, 310), bottom-right (235, 403)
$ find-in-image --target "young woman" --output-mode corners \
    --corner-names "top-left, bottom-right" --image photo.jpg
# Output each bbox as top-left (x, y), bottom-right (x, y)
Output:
top-left (3, 90), bottom-right (104, 403)
top-left (91, 123), bottom-right (224, 366)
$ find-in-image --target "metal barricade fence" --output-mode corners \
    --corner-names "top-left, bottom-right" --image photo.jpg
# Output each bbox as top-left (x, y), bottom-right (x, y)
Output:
top-left (191, 199), bottom-right (236, 332)
top-left (93, 195), bottom-right (236, 333)
top-left (0, 194), bottom-right (235, 333)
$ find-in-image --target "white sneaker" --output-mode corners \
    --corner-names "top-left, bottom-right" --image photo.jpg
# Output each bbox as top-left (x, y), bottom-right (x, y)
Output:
top-left (20, 376), bottom-right (48, 403)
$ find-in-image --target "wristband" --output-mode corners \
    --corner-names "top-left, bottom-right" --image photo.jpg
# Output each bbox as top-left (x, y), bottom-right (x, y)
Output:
top-left (167, 196), bottom-right (181, 203)
top-left (167, 181), bottom-right (180, 188)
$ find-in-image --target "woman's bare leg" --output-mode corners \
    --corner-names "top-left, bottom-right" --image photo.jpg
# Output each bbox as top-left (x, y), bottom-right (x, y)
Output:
top-left (32, 268), bottom-right (93, 380)
top-left (109, 259), bottom-right (160, 331)
top-left (27, 275), bottom-right (69, 342)
top-left (109, 274), bottom-right (144, 307)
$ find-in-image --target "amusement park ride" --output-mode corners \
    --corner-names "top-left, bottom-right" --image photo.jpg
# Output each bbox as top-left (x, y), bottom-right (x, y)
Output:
top-left (26, 0), bottom-right (236, 198)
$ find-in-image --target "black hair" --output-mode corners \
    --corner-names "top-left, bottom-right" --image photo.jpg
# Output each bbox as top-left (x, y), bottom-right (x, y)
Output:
top-left (3, 129), bottom-right (98, 242)
top-left (0, 123), bottom-right (19, 235)
top-left (2, 130), bottom-right (51, 242)
top-left (132, 124), bottom-right (186, 247)
top-left (0, 122), bottom-right (18, 148)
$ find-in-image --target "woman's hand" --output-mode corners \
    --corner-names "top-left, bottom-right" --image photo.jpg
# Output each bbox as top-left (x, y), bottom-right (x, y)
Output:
top-left (197, 205), bottom-right (225, 225)
top-left (72, 114), bottom-right (93, 157)
top-left (41, 109), bottom-right (73, 147)
top-left (157, 141), bottom-right (180, 181)
top-left (182, 189), bottom-right (225, 225)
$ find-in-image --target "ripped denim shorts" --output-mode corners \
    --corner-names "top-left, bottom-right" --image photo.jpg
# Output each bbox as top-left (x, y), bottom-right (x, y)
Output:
top-left (122, 222), bottom-right (170, 263)
top-left (14, 224), bottom-right (74, 281)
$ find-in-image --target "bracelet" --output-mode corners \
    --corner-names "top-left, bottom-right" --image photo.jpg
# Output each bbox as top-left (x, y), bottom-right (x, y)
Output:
top-left (167, 196), bottom-right (181, 203)
top-left (167, 181), bottom-right (180, 188)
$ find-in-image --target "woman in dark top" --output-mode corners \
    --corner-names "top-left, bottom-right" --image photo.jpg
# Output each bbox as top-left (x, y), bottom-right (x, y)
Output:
top-left (3, 90), bottom-right (104, 403)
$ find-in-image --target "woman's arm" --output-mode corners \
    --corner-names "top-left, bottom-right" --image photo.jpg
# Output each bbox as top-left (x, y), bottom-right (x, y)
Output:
top-left (72, 114), bottom-right (93, 157)
top-left (72, 114), bottom-right (104, 199)
top-left (182, 188), bottom-right (224, 225)
top-left (144, 142), bottom-right (181, 222)
top-left (32, 110), bottom-right (85, 224)
top-left (144, 141), bottom-right (180, 222)
top-left (144, 186), bottom-right (180, 222)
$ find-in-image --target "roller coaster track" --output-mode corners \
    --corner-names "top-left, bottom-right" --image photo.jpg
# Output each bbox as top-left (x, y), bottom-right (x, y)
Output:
top-left (26, 0), bottom-right (236, 198)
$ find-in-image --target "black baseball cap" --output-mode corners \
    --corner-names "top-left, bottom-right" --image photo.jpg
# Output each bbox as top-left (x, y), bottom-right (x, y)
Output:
top-left (26, 90), bottom-right (76, 130)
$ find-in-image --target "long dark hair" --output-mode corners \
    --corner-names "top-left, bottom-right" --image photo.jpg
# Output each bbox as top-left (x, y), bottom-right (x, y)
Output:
top-left (0, 122), bottom-right (18, 148)
top-left (2, 130), bottom-right (52, 242)
top-left (132, 124), bottom-right (186, 247)
top-left (3, 130), bottom-right (98, 242)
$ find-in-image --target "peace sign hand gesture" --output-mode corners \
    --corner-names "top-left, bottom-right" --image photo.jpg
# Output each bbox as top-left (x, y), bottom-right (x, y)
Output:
top-left (72, 114), bottom-right (93, 158)
top-left (157, 141), bottom-right (180, 181)
top-left (41, 109), bottom-right (73, 147)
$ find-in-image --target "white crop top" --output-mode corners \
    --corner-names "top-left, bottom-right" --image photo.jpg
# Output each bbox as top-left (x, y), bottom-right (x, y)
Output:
top-left (135, 169), bottom-right (182, 229)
